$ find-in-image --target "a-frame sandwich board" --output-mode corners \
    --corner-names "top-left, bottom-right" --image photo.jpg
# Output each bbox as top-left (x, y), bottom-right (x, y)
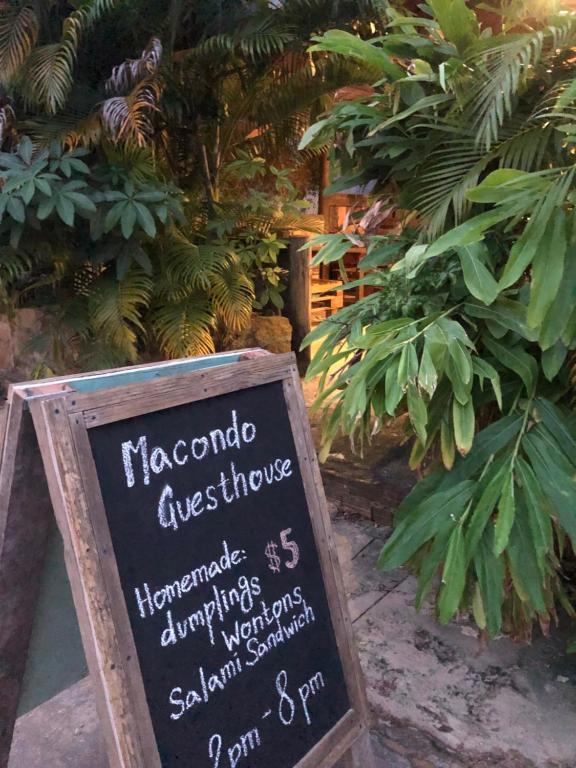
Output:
top-left (0, 351), bottom-right (256, 766)
top-left (1, 351), bottom-right (374, 768)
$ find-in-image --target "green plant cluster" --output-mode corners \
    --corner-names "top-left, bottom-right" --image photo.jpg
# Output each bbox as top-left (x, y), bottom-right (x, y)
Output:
top-left (301, 0), bottom-right (576, 640)
top-left (0, 137), bottom-right (318, 367)
top-left (0, 0), bottom-right (386, 366)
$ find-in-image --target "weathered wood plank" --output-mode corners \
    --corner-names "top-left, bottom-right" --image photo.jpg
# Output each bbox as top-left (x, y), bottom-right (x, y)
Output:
top-left (0, 397), bottom-right (52, 768)
top-left (72, 353), bottom-right (296, 427)
top-left (287, 237), bottom-right (311, 372)
top-left (30, 396), bottom-right (161, 768)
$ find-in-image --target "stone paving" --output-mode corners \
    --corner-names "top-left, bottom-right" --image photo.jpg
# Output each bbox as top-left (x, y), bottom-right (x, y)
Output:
top-left (333, 514), bottom-right (576, 768)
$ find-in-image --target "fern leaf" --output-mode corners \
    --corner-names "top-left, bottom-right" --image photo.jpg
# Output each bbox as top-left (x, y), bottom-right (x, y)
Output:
top-left (152, 294), bottom-right (215, 358)
top-left (105, 38), bottom-right (162, 95)
top-left (102, 79), bottom-right (161, 146)
top-left (21, 0), bottom-right (120, 112)
top-left (210, 259), bottom-right (254, 332)
top-left (0, 6), bottom-right (38, 86)
top-left (88, 268), bottom-right (152, 361)
top-left (467, 33), bottom-right (543, 150)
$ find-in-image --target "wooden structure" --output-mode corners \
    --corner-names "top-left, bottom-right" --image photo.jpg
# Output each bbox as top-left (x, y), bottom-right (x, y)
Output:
top-left (0, 352), bottom-right (374, 768)
top-left (0, 352), bottom-right (250, 766)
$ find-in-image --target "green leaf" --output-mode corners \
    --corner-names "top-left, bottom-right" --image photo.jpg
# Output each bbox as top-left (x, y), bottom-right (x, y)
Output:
top-left (446, 355), bottom-right (472, 405)
top-left (440, 417), bottom-right (455, 470)
top-left (309, 234), bottom-right (356, 265)
top-left (438, 524), bottom-right (466, 624)
top-left (105, 201), bottom-right (127, 232)
top-left (516, 457), bottom-right (552, 571)
top-left (418, 342), bottom-right (438, 397)
top-left (448, 415), bottom-right (522, 485)
top-left (19, 137), bottom-right (33, 165)
top-left (473, 358), bottom-right (502, 409)
top-left (67, 192), bottom-right (96, 214)
top-left (465, 298), bottom-right (536, 341)
top-left (407, 382), bottom-right (428, 445)
top-left (379, 481), bottom-right (475, 570)
top-left (6, 196), bottom-right (25, 223)
top-left (35, 177), bottom-right (52, 197)
top-left (466, 170), bottom-right (531, 203)
top-left (370, 93), bottom-right (453, 134)
top-left (458, 244), bottom-right (499, 304)
top-left (428, 0), bottom-right (479, 53)
top-left (384, 358), bottom-right (404, 416)
top-left (498, 182), bottom-right (564, 290)
top-left (453, 397), bottom-right (475, 455)
top-left (21, 179), bottom-right (35, 205)
top-left (534, 398), bottom-right (576, 466)
top-left (309, 30), bottom-right (404, 79)
top-left (56, 196), bottom-right (74, 226)
top-left (483, 335), bottom-right (537, 395)
top-left (472, 583), bottom-right (486, 630)
top-left (398, 343), bottom-right (418, 386)
top-left (448, 339), bottom-right (472, 385)
top-left (415, 514), bottom-right (457, 609)
top-left (494, 467), bottom-right (515, 555)
top-left (298, 119), bottom-right (331, 150)
top-left (36, 196), bottom-right (55, 219)
top-left (134, 201), bottom-right (157, 237)
top-left (539, 248), bottom-right (576, 349)
top-left (541, 342), bottom-right (567, 381)
top-left (121, 203), bottom-right (137, 239)
top-left (527, 211), bottom-right (566, 329)
top-left (474, 527), bottom-right (504, 637)
top-left (424, 209), bottom-right (513, 261)
top-left (523, 431), bottom-right (576, 549)
top-left (507, 511), bottom-right (547, 613)
top-left (465, 457), bottom-right (508, 558)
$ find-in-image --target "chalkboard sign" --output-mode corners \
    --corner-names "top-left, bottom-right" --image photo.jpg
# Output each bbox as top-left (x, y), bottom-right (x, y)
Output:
top-left (29, 353), bottom-right (370, 768)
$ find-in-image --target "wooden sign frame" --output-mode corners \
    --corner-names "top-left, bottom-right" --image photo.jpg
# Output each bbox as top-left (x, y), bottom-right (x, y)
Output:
top-left (23, 353), bottom-right (372, 768)
top-left (0, 350), bottom-right (256, 765)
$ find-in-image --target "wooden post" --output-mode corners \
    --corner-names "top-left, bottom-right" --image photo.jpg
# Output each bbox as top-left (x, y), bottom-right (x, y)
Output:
top-left (287, 235), bottom-right (311, 374)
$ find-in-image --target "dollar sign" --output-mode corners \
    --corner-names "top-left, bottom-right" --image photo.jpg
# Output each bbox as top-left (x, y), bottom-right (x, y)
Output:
top-left (265, 541), bottom-right (281, 573)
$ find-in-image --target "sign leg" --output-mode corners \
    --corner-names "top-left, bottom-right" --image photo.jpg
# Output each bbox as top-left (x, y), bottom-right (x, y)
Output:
top-left (0, 399), bottom-right (52, 767)
top-left (336, 729), bottom-right (376, 768)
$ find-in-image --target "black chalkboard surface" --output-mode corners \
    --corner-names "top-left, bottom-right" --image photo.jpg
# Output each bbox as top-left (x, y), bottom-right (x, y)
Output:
top-left (89, 380), bottom-right (350, 768)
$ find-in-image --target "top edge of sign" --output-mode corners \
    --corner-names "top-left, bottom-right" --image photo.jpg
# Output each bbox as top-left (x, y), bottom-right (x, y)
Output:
top-left (9, 349), bottom-right (263, 401)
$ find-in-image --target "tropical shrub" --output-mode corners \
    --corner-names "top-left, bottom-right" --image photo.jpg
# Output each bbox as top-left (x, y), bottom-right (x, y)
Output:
top-left (301, 1), bottom-right (576, 640)
top-left (0, 0), bottom-right (383, 366)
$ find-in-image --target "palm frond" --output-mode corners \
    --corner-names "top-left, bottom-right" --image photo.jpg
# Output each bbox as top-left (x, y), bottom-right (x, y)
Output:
top-left (105, 37), bottom-right (162, 95)
top-left (0, 246), bottom-right (31, 282)
top-left (101, 78), bottom-right (160, 146)
top-left (21, 43), bottom-right (74, 113)
top-left (495, 124), bottom-right (554, 171)
top-left (210, 258), bottom-right (254, 332)
top-left (0, 5), bottom-right (38, 86)
top-left (161, 231), bottom-right (225, 290)
top-left (466, 20), bottom-right (576, 150)
top-left (467, 32), bottom-right (544, 150)
top-left (405, 137), bottom-right (488, 236)
top-left (152, 293), bottom-right (215, 357)
top-left (103, 143), bottom-right (158, 182)
top-left (88, 268), bottom-right (152, 361)
top-left (178, 14), bottom-right (295, 63)
top-left (0, 100), bottom-right (15, 147)
top-left (21, 0), bottom-right (120, 112)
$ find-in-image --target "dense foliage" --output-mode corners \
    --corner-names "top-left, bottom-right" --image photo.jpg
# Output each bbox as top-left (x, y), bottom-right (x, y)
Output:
top-left (301, 0), bottom-right (576, 640)
top-left (0, 0), bottom-right (382, 365)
